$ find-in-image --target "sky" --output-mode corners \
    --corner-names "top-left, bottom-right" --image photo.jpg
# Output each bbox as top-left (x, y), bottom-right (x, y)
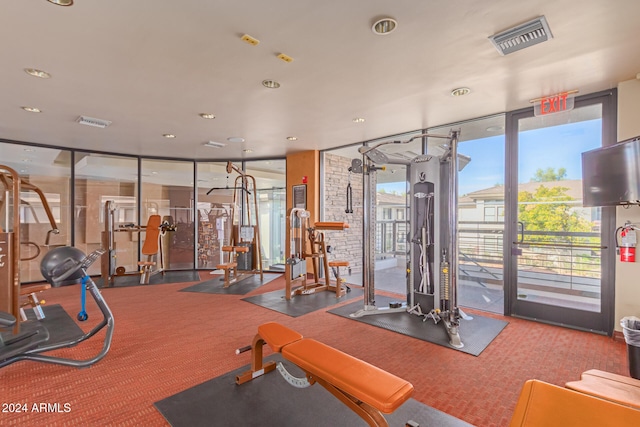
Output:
top-left (377, 118), bottom-right (602, 196)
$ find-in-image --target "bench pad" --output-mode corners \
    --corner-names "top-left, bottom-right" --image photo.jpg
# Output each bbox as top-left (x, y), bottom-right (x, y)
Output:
top-left (282, 338), bottom-right (414, 413)
top-left (510, 379), bottom-right (640, 426)
top-left (565, 369), bottom-right (640, 409)
top-left (258, 322), bottom-right (302, 352)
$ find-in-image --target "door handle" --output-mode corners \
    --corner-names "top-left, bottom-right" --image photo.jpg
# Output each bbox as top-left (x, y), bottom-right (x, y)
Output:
top-left (517, 221), bottom-right (524, 243)
top-left (511, 222), bottom-right (524, 255)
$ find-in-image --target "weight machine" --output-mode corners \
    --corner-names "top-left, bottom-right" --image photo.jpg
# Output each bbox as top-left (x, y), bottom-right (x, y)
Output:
top-left (348, 130), bottom-right (469, 348)
top-left (285, 208), bottom-right (350, 300)
top-left (100, 200), bottom-right (175, 287)
top-left (0, 165), bottom-right (61, 332)
top-left (207, 162), bottom-right (263, 285)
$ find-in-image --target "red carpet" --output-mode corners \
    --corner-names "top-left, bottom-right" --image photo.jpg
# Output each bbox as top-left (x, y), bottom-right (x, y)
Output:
top-left (0, 274), bottom-right (627, 426)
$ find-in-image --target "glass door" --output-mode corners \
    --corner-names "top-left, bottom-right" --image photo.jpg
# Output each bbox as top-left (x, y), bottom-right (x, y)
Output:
top-left (506, 92), bottom-right (616, 333)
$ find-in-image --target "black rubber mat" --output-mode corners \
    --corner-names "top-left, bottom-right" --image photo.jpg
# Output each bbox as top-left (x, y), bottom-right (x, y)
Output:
top-left (95, 270), bottom-right (201, 288)
top-left (241, 287), bottom-right (363, 317)
top-left (19, 304), bottom-right (84, 346)
top-left (155, 354), bottom-right (473, 427)
top-left (328, 295), bottom-right (508, 356)
top-left (179, 273), bottom-right (281, 295)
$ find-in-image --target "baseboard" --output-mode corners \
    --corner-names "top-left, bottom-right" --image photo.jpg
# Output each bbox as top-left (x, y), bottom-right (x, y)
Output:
top-left (613, 330), bottom-right (626, 343)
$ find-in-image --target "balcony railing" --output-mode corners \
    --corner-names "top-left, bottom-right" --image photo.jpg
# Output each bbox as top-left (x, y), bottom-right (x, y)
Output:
top-left (376, 219), bottom-right (602, 283)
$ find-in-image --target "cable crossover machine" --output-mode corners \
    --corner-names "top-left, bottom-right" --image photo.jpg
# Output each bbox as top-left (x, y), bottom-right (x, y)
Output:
top-left (348, 130), bottom-right (472, 348)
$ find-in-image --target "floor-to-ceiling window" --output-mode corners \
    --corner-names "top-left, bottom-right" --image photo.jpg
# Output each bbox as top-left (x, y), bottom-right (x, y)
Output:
top-left (0, 143), bottom-right (71, 283)
top-left (195, 161), bottom-right (233, 269)
top-left (245, 159), bottom-right (286, 271)
top-left (141, 159), bottom-right (195, 270)
top-left (74, 152), bottom-right (138, 277)
top-left (428, 116), bottom-right (506, 314)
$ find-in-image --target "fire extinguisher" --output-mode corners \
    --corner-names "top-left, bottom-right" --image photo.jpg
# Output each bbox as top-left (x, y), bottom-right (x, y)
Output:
top-left (615, 222), bottom-right (638, 262)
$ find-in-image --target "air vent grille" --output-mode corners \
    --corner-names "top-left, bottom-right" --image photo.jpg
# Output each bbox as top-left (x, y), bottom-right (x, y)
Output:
top-left (489, 16), bottom-right (553, 56)
top-left (204, 141), bottom-right (226, 148)
top-left (76, 115), bottom-right (112, 128)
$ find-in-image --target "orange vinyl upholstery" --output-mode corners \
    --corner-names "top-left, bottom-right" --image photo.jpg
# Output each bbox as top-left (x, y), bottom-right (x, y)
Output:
top-left (314, 221), bottom-right (349, 231)
top-left (141, 215), bottom-right (162, 256)
top-left (509, 379), bottom-right (640, 426)
top-left (565, 369), bottom-right (640, 409)
top-left (252, 322), bottom-right (414, 416)
top-left (328, 260), bottom-right (349, 267)
top-left (257, 322), bottom-right (302, 351)
top-left (283, 338), bottom-right (414, 414)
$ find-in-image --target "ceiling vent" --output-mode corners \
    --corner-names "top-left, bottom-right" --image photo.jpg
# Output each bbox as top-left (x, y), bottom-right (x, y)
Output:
top-left (204, 141), bottom-right (226, 148)
top-left (76, 115), bottom-right (112, 128)
top-left (489, 16), bottom-right (553, 56)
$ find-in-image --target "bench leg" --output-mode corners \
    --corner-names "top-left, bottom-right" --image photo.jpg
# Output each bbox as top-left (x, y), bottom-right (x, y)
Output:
top-left (235, 333), bottom-right (277, 385)
top-left (223, 268), bottom-right (231, 288)
top-left (312, 375), bottom-right (389, 427)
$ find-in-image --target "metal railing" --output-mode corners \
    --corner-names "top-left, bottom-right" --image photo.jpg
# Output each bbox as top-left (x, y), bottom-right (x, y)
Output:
top-left (376, 219), bottom-right (602, 283)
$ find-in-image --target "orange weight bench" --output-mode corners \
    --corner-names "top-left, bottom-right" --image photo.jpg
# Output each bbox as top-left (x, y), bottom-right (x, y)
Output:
top-left (217, 246), bottom-right (249, 287)
top-left (565, 369), bottom-right (640, 410)
top-left (509, 379), bottom-right (640, 426)
top-left (236, 322), bottom-right (414, 427)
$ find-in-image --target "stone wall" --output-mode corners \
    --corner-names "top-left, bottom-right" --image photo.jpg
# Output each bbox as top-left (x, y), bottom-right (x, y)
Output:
top-left (322, 153), bottom-right (363, 276)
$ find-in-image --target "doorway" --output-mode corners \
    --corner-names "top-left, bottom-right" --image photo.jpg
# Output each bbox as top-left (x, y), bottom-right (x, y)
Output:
top-left (505, 91), bottom-right (616, 334)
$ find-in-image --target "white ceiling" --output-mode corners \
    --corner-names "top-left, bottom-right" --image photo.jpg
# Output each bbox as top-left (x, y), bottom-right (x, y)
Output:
top-left (1, 0), bottom-right (639, 161)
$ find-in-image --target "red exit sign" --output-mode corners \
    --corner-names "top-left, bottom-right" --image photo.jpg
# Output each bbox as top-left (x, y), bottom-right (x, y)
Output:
top-left (532, 91), bottom-right (577, 117)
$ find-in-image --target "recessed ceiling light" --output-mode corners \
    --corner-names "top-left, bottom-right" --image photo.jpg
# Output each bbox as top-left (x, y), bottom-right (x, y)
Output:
top-left (47, 0), bottom-right (74, 5)
top-left (227, 137), bottom-right (245, 143)
top-left (24, 148), bottom-right (34, 152)
top-left (163, 134), bottom-right (176, 139)
top-left (372, 18), bottom-right (398, 35)
top-left (353, 117), bottom-right (366, 123)
top-left (243, 149), bottom-right (253, 153)
top-left (451, 87), bottom-right (471, 97)
top-left (262, 80), bottom-right (281, 89)
top-left (486, 126), bottom-right (504, 132)
top-left (200, 113), bottom-right (216, 119)
top-left (286, 136), bottom-right (298, 141)
top-left (24, 68), bottom-right (51, 79)
top-left (21, 106), bottom-right (41, 113)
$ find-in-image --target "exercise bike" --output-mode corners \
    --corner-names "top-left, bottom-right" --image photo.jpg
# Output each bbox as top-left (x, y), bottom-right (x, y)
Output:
top-left (0, 247), bottom-right (114, 368)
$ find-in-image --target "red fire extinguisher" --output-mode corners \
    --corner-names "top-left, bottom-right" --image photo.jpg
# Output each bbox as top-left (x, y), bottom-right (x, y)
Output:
top-left (615, 222), bottom-right (637, 262)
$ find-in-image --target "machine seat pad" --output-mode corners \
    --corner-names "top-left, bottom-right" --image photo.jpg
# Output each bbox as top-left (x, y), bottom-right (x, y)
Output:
top-left (19, 283), bottom-right (51, 295)
top-left (282, 338), bottom-right (414, 413)
top-left (233, 246), bottom-right (249, 253)
top-left (258, 322), bottom-right (303, 352)
top-left (217, 262), bottom-right (237, 270)
top-left (328, 260), bottom-right (349, 267)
